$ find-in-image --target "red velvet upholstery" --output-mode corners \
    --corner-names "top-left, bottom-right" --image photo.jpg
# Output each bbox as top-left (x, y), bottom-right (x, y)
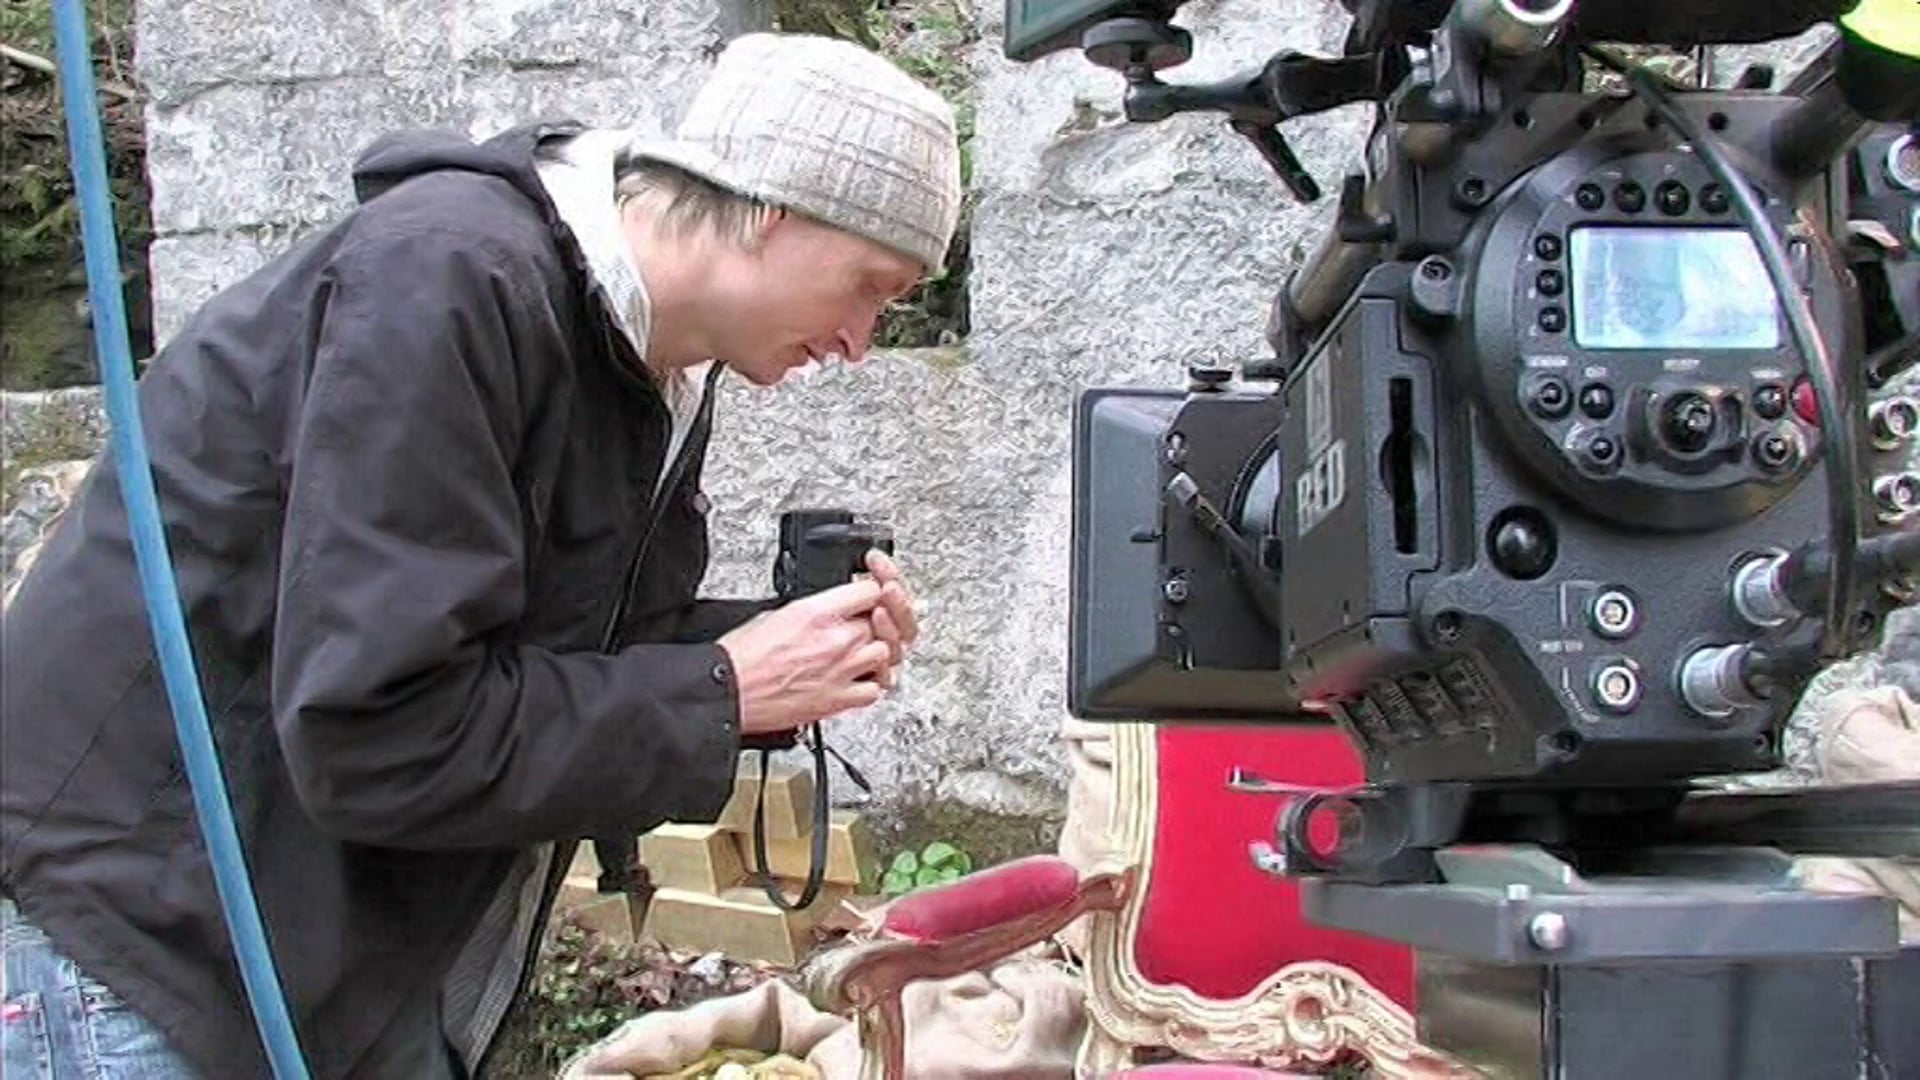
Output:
top-left (881, 855), bottom-right (1083, 942)
top-left (1132, 724), bottom-right (1416, 1007)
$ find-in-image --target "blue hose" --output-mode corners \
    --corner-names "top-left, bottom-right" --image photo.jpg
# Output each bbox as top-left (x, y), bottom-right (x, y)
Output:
top-left (49, 3), bottom-right (311, 1077)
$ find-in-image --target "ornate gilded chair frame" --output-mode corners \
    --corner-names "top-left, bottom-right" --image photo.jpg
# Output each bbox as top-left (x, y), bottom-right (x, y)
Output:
top-left (1073, 723), bottom-right (1459, 1078)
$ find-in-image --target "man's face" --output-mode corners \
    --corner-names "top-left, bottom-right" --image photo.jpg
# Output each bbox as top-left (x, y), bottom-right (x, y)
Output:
top-left (717, 213), bottom-right (924, 387)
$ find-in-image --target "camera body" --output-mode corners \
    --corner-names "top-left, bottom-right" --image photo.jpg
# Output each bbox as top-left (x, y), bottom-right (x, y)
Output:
top-left (773, 508), bottom-right (895, 603)
top-left (740, 509), bottom-right (894, 754)
top-left (1026, 0), bottom-right (1920, 877)
top-left (1076, 92), bottom-right (1855, 784)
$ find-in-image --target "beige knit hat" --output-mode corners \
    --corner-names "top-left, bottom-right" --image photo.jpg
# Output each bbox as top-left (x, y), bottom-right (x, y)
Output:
top-left (628, 32), bottom-right (964, 272)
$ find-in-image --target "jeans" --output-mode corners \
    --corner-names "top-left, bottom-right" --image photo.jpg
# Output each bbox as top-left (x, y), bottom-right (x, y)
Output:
top-left (2, 898), bottom-right (201, 1078)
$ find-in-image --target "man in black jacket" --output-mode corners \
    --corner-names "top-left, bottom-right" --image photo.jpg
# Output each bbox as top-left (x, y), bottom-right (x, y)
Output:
top-left (0, 31), bottom-right (960, 1080)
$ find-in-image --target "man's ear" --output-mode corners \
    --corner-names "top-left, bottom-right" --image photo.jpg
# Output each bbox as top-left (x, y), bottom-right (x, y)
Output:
top-left (752, 205), bottom-right (791, 252)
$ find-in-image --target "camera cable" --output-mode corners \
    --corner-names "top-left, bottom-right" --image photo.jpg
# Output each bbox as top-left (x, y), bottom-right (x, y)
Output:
top-left (1585, 44), bottom-right (1865, 663)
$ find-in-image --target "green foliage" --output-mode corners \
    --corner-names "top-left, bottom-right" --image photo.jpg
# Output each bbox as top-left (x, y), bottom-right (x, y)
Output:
top-left (1, 0), bottom-right (153, 390)
top-left (488, 913), bottom-right (787, 1076)
top-left (488, 919), bottom-right (651, 1077)
top-left (880, 839), bottom-right (975, 896)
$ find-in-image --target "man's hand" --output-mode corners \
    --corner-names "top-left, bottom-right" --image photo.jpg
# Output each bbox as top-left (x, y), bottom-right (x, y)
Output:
top-left (717, 579), bottom-right (893, 737)
top-left (863, 548), bottom-right (919, 689)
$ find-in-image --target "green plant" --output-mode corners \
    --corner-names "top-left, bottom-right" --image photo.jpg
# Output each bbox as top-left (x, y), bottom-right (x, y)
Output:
top-left (1, 0), bottom-right (154, 390)
top-left (881, 840), bottom-right (975, 896)
top-left (487, 915), bottom-right (781, 1076)
top-left (488, 918), bottom-right (654, 1076)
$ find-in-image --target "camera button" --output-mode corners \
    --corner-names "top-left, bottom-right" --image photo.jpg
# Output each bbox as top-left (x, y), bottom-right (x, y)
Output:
top-left (1536, 269), bottom-right (1564, 296)
top-left (1656, 180), bottom-right (1690, 216)
top-left (1537, 306), bottom-right (1566, 333)
top-left (1579, 383), bottom-right (1614, 419)
top-left (1534, 234), bottom-right (1563, 260)
top-left (1614, 182), bottom-right (1646, 213)
top-left (1583, 433), bottom-right (1622, 472)
top-left (1529, 376), bottom-right (1572, 419)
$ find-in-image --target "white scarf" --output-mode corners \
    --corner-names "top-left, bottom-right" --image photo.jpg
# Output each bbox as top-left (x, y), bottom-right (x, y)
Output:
top-left (535, 129), bottom-right (710, 495)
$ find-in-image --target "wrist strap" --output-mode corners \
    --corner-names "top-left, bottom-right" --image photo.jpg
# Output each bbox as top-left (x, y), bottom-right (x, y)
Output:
top-left (750, 727), bottom-right (870, 911)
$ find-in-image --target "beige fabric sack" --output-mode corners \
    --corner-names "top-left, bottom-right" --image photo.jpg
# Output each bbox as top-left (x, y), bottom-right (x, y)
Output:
top-left (560, 952), bottom-right (1085, 1080)
top-left (1794, 684), bottom-right (1920, 944)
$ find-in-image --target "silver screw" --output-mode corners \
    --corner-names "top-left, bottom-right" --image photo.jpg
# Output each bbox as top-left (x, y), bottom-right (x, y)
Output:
top-left (1249, 842), bottom-right (1288, 875)
top-left (1592, 662), bottom-right (1641, 712)
top-left (1163, 578), bottom-right (1189, 604)
top-left (1164, 433), bottom-right (1188, 465)
top-left (1528, 911), bottom-right (1570, 952)
top-left (1590, 589), bottom-right (1639, 638)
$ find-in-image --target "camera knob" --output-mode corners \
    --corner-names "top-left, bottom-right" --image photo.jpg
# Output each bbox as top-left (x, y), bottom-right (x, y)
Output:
top-left (1188, 365), bottom-right (1234, 392)
top-left (1660, 391), bottom-right (1718, 454)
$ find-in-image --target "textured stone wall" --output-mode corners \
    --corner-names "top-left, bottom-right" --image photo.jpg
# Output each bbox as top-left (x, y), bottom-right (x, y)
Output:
top-left (136, 0), bottom-right (769, 344)
top-left (3, 3), bottom-right (1911, 856)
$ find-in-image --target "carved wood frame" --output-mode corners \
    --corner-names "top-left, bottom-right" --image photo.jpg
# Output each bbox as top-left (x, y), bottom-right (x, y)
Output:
top-left (1074, 723), bottom-right (1466, 1078)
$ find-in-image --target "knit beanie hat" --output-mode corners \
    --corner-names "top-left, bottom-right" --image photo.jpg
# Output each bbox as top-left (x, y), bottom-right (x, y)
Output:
top-left (626, 32), bottom-right (964, 272)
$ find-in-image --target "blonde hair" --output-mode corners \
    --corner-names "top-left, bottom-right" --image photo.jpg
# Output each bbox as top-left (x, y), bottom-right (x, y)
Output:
top-left (613, 157), bottom-right (779, 249)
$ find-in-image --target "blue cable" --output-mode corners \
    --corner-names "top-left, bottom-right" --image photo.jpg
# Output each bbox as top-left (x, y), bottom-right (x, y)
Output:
top-left (48, 3), bottom-right (311, 1076)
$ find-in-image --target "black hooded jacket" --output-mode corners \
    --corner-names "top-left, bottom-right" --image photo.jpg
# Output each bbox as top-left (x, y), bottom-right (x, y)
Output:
top-left (0, 122), bottom-right (767, 1077)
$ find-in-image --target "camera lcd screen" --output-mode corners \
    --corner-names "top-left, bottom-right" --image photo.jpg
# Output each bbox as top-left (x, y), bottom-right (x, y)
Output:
top-left (1003, 0), bottom-right (1178, 60)
top-left (1568, 226), bottom-right (1780, 351)
top-left (1003, 0), bottom-right (1119, 58)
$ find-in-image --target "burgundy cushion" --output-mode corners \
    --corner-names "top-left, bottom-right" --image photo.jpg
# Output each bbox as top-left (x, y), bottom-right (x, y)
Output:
top-left (881, 855), bottom-right (1081, 943)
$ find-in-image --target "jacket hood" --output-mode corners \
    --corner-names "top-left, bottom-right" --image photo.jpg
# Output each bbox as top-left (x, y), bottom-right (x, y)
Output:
top-left (346, 120), bottom-right (680, 400)
top-left (350, 121), bottom-right (584, 217)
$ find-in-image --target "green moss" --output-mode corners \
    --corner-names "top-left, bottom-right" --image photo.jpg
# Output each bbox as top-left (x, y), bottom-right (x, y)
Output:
top-left (907, 343), bottom-right (970, 371)
top-left (771, 0), bottom-right (883, 48)
top-left (0, 288), bottom-right (86, 392)
top-left (773, 0), bottom-right (977, 349)
top-left (1, 0), bottom-right (152, 391)
top-left (1, 392), bottom-right (105, 518)
top-left (880, 799), bottom-right (1064, 873)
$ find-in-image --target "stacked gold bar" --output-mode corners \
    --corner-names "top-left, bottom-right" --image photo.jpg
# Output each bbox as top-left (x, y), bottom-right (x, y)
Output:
top-left (633, 754), bottom-right (881, 967)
